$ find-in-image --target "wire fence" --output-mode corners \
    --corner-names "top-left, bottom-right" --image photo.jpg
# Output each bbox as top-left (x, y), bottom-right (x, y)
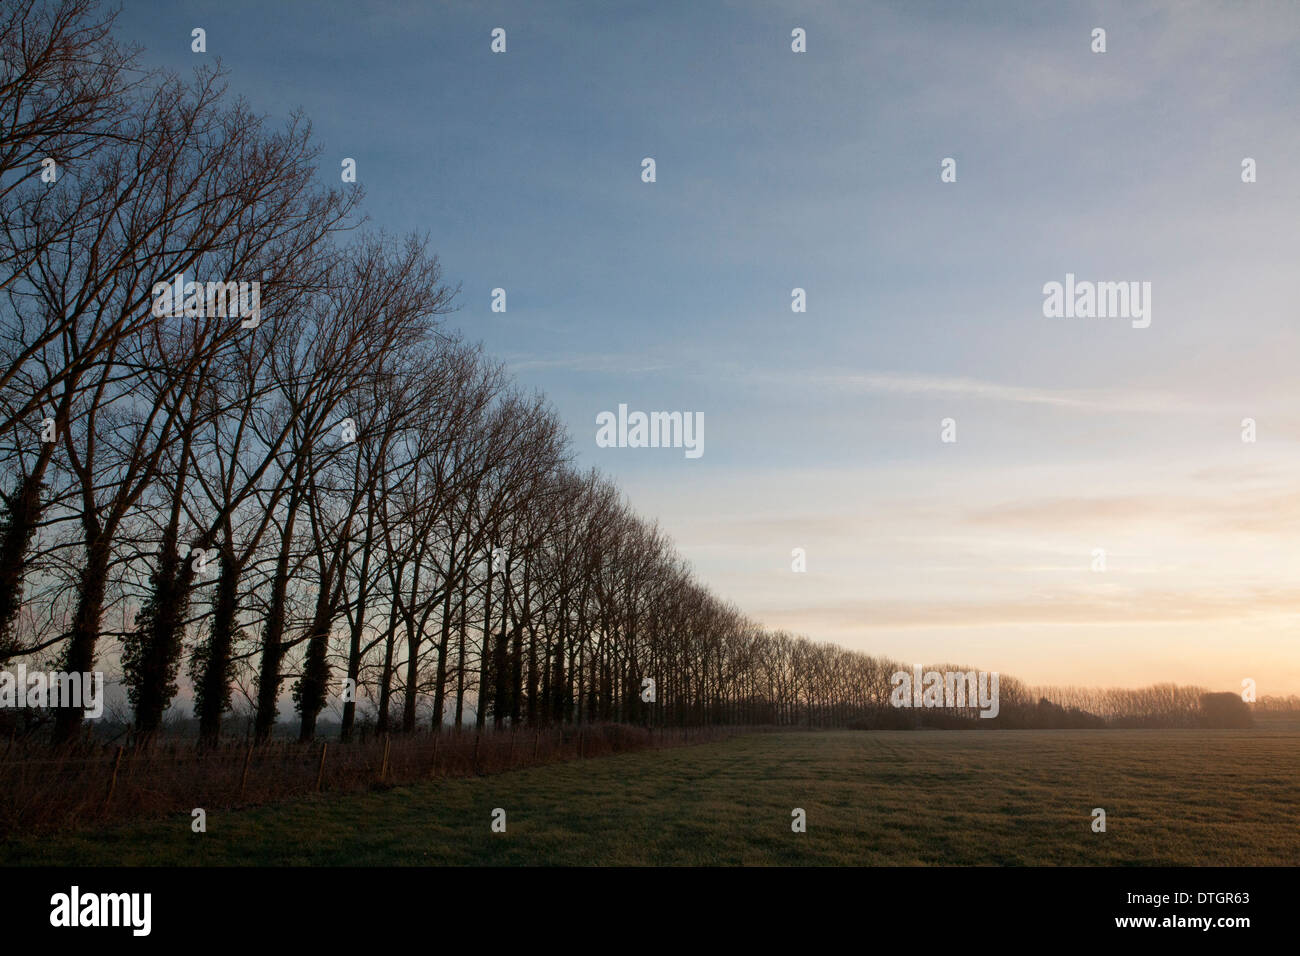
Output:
top-left (0, 723), bottom-right (748, 835)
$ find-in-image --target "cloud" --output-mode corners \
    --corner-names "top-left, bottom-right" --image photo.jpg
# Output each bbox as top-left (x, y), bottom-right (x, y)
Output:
top-left (763, 585), bottom-right (1300, 631)
top-left (737, 368), bottom-right (1202, 412)
top-left (505, 353), bottom-right (677, 375)
top-left (964, 491), bottom-right (1300, 536)
top-left (511, 355), bottom-right (1211, 415)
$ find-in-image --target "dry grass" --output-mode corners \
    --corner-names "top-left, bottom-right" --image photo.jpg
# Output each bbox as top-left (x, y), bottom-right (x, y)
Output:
top-left (4, 728), bottom-right (1297, 866)
top-left (0, 723), bottom-right (743, 837)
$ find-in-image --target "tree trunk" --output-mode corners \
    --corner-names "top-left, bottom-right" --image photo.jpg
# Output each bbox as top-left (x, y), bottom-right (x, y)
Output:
top-left (195, 548), bottom-right (239, 746)
top-left (53, 534), bottom-right (111, 745)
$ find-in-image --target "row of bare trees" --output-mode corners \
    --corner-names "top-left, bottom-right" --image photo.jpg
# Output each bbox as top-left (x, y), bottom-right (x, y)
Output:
top-left (0, 3), bottom-right (1283, 750)
top-left (0, 1), bottom-right (929, 747)
top-left (1026, 683), bottom-right (1210, 725)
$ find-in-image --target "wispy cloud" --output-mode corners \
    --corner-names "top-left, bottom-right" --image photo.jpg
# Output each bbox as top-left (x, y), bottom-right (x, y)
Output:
top-left (736, 368), bottom-right (1203, 412)
top-left (504, 353), bottom-right (677, 375)
top-left (507, 354), bottom-right (1210, 414)
top-left (965, 491), bottom-right (1300, 536)
top-left (765, 586), bottom-right (1300, 631)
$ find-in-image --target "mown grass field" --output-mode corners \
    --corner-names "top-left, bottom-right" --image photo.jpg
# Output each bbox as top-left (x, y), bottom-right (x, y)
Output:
top-left (3, 728), bottom-right (1297, 866)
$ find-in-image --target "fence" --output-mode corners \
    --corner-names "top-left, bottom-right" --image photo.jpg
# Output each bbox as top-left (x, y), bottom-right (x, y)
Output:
top-left (0, 723), bottom-right (745, 835)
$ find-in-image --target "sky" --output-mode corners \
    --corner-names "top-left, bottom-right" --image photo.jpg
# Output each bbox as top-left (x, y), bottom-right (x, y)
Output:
top-left (113, 0), bottom-right (1300, 695)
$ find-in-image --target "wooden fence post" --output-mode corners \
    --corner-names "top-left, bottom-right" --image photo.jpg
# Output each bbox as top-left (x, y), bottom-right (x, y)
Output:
top-left (379, 734), bottom-right (391, 783)
top-left (103, 745), bottom-right (124, 812)
top-left (238, 743), bottom-right (253, 799)
top-left (472, 732), bottom-right (481, 773)
top-left (316, 742), bottom-right (327, 792)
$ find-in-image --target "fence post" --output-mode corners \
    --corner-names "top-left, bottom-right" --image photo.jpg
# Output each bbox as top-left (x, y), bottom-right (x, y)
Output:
top-left (472, 732), bottom-right (481, 774)
top-left (429, 734), bottom-right (439, 776)
top-left (238, 743), bottom-right (253, 799)
top-left (316, 742), bottom-right (327, 792)
top-left (379, 734), bottom-right (391, 783)
top-left (533, 731), bottom-right (540, 762)
top-left (103, 745), bottom-right (124, 812)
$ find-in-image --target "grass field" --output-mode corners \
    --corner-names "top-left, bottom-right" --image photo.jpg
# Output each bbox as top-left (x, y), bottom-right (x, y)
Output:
top-left (3, 728), bottom-right (1297, 866)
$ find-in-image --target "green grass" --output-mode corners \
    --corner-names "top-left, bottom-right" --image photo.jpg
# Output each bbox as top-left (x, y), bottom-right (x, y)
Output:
top-left (3, 729), bottom-right (1297, 865)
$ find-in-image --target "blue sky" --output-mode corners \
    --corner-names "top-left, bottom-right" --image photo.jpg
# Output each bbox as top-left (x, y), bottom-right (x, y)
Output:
top-left (115, 0), bottom-right (1300, 693)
